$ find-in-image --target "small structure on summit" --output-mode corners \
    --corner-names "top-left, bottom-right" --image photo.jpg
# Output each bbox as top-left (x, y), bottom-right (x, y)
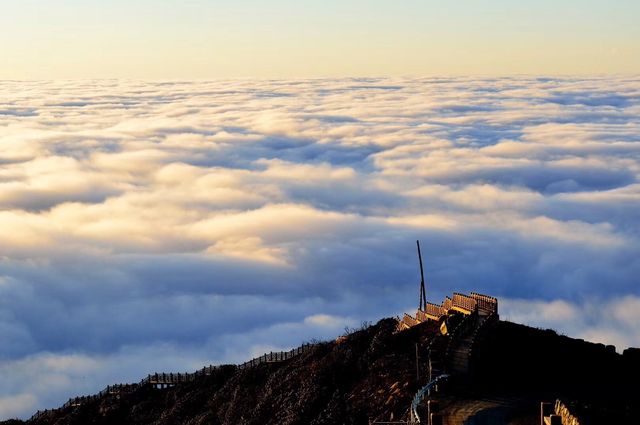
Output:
top-left (396, 240), bottom-right (498, 332)
top-left (385, 241), bottom-right (501, 425)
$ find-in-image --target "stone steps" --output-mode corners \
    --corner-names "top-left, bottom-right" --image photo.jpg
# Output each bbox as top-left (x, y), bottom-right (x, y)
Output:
top-left (444, 314), bottom-right (488, 375)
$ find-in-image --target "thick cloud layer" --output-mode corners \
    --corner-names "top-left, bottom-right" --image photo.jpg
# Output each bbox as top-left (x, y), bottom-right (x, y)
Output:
top-left (0, 77), bottom-right (639, 418)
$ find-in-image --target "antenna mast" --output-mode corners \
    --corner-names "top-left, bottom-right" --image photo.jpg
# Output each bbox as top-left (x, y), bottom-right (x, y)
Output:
top-left (417, 240), bottom-right (427, 310)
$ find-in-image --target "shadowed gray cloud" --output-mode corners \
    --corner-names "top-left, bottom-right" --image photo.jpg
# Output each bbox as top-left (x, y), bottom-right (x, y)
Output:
top-left (0, 76), bottom-right (639, 419)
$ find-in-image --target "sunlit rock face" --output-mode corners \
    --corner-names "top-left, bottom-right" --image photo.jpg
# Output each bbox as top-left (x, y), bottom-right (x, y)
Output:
top-left (0, 76), bottom-right (639, 419)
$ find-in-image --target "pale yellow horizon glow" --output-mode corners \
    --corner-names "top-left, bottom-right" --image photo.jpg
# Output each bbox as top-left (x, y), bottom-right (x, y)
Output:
top-left (1, 0), bottom-right (639, 79)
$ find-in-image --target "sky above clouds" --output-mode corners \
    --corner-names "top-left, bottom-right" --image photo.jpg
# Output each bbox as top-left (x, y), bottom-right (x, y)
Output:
top-left (0, 76), bottom-right (639, 418)
top-left (1, 0), bottom-right (640, 78)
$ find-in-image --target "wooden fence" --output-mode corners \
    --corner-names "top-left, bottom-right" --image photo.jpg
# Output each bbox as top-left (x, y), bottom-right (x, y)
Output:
top-left (469, 292), bottom-right (498, 313)
top-left (451, 293), bottom-right (477, 314)
top-left (397, 291), bottom-right (499, 333)
top-left (29, 343), bottom-right (314, 422)
top-left (425, 303), bottom-right (446, 319)
top-left (553, 400), bottom-right (582, 425)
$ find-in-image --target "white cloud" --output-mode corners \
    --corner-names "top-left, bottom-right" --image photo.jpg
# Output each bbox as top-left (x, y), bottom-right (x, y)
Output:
top-left (0, 76), bottom-right (639, 419)
top-left (0, 393), bottom-right (36, 420)
top-left (501, 296), bottom-right (640, 352)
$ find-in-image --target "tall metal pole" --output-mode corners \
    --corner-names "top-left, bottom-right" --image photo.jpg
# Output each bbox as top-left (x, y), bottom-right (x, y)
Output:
top-left (417, 240), bottom-right (426, 310)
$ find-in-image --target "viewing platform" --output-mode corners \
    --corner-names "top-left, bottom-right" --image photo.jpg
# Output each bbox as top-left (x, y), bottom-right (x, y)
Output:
top-left (397, 291), bottom-right (498, 332)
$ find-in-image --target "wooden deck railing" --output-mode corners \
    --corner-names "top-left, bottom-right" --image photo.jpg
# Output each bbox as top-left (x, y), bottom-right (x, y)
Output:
top-left (397, 291), bottom-right (498, 333)
top-left (415, 309), bottom-right (429, 322)
top-left (442, 297), bottom-right (453, 312)
top-left (425, 302), bottom-right (446, 319)
top-left (553, 400), bottom-right (582, 425)
top-left (28, 343), bottom-right (314, 422)
top-left (451, 293), bottom-right (477, 314)
top-left (469, 292), bottom-right (498, 313)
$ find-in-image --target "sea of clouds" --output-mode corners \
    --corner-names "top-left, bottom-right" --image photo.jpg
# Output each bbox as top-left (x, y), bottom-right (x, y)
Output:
top-left (0, 76), bottom-right (639, 418)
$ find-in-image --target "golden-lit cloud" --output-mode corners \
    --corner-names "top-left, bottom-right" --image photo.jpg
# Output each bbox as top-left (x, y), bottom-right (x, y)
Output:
top-left (0, 77), bottom-right (639, 419)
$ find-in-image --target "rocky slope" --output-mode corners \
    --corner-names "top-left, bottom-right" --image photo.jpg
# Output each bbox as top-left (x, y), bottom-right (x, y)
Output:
top-left (4, 317), bottom-right (639, 425)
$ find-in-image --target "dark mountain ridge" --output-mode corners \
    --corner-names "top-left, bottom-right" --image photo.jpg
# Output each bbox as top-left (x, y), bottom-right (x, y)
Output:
top-left (5, 315), bottom-right (639, 425)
